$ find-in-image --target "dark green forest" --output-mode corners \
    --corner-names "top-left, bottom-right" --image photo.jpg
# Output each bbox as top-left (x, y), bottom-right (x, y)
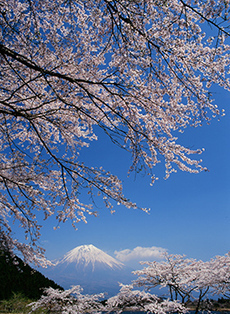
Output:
top-left (0, 250), bottom-right (63, 300)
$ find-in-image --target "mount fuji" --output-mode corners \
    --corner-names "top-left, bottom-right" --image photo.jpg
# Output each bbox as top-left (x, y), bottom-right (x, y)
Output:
top-left (41, 245), bottom-right (134, 296)
top-left (57, 244), bottom-right (124, 271)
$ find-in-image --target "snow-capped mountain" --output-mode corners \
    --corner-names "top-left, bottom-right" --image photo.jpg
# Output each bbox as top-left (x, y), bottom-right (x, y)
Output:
top-left (42, 245), bottom-right (134, 296)
top-left (56, 244), bottom-right (124, 271)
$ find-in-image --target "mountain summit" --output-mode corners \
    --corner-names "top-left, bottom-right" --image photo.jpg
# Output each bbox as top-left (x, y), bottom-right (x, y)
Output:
top-left (57, 244), bottom-right (123, 271)
top-left (42, 244), bottom-right (134, 296)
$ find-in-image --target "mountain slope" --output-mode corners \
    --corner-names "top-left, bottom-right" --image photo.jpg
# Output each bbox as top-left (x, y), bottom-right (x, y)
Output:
top-left (0, 249), bottom-right (63, 300)
top-left (42, 244), bottom-right (134, 296)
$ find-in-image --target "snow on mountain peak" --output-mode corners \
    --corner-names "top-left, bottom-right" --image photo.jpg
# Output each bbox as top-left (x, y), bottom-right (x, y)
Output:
top-left (57, 244), bottom-right (124, 271)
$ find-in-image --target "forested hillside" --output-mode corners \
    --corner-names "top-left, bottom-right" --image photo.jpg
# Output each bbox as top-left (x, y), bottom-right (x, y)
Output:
top-left (0, 250), bottom-right (63, 300)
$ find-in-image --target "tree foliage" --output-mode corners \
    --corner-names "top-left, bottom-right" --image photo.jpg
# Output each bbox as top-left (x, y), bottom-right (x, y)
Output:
top-left (105, 283), bottom-right (186, 314)
top-left (0, 0), bottom-right (230, 262)
top-left (29, 284), bottom-right (187, 314)
top-left (134, 252), bottom-right (230, 313)
top-left (29, 286), bottom-right (105, 314)
top-left (29, 253), bottom-right (230, 313)
top-left (0, 248), bottom-right (63, 300)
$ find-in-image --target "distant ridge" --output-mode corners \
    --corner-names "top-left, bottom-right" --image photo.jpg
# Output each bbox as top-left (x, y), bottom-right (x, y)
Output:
top-left (42, 244), bottom-right (134, 296)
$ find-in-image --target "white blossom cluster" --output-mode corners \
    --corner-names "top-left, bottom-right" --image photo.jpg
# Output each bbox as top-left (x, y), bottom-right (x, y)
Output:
top-left (0, 0), bottom-right (230, 262)
top-left (29, 253), bottom-right (230, 314)
top-left (134, 252), bottom-right (230, 312)
top-left (29, 284), bottom-right (187, 314)
top-left (29, 286), bottom-right (105, 314)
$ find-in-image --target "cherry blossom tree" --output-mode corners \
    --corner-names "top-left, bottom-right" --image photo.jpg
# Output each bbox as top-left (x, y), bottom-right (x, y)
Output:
top-left (1, 0), bottom-right (230, 263)
top-left (106, 283), bottom-right (187, 313)
top-left (207, 253), bottom-right (230, 299)
top-left (133, 252), bottom-right (230, 313)
top-left (29, 284), bottom-right (187, 314)
top-left (28, 285), bottom-right (105, 313)
top-left (29, 254), bottom-right (230, 313)
top-left (134, 254), bottom-right (202, 301)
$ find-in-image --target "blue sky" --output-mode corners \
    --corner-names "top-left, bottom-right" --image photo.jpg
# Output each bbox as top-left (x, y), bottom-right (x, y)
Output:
top-left (33, 82), bottom-right (230, 269)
